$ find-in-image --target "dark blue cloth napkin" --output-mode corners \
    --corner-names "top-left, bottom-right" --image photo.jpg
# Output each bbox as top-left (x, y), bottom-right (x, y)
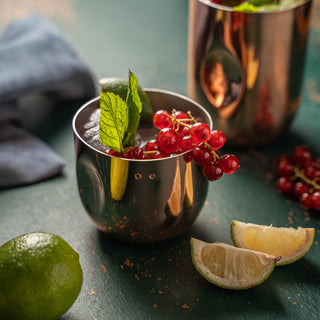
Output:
top-left (0, 13), bottom-right (97, 188)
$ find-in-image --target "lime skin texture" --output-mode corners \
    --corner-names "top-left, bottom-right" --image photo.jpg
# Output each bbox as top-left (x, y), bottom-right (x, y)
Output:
top-left (0, 232), bottom-right (83, 320)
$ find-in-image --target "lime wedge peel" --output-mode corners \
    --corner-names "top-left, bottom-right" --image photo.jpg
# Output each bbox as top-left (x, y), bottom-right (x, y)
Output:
top-left (190, 238), bottom-right (277, 290)
top-left (231, 220), bottom-right (315, 266)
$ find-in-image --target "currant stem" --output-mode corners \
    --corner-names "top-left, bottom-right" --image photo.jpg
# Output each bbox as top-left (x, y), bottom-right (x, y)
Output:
top-left (203, 142), bottom-right (221, 161)
top-left (143, 150), bottom-right (157, 155)
top-left (293, 167), bottom-right (320, 190)
top-left (171, 109), bottom-right (195, 130)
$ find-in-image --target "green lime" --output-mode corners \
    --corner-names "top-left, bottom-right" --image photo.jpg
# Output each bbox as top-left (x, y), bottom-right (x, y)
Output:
top-left (0, 232), bottom-right (83, 320)
top-left (99, 77), bottom-right (154, 128)
top-left (190, 238), bottom-right (277, 290)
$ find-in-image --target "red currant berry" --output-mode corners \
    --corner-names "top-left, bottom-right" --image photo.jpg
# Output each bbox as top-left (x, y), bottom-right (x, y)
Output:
top-left (300, 192), bottom-right (314, 209)
top-left (311, 191), bottom-right (320, 210)
top-left (304, 165), bottom-right (320, 180)
top-left (180, 126), bottom-right (191, 138)
top-left (192, 146), bottom-right (213, 166)
top-left (314, 158), bottom-right (320, 168)
top-left (276, 155), bottom-right (294, 177)
top-left (292, 145), bottom-right (312, 165)
top-left (293, 181), bottom-right (309, 199)
top-left (190, 122), bottom-right (211, 144)
top-left (221, 154), bottom-right (239, 174)
top-left (158, 149), bottom-right (170, 158)
top-left (303, 158), bottom-right (320, 168)
top-left (207, 130), bottom-right (226, 150)
top-left (175, 110), bottom-right (189, 120)
top-left (156, 128), bottom-right (181, 154)
top-left (122, 146), bottom-right (144, 159)
top-left (153, 110), bottom-right (172, 129)
top-left (145, 139), bottom-right (158, 152)
top-left (203, 162), bottom-right (224, 181)
top-left (105, 149), bottom-right (121, 157)
top-left (183, 151), bottom-right (193, 163)
top-left (180, 136), bottom-right (197, 153)
top-left (277, 177), bottom-right (293, 195)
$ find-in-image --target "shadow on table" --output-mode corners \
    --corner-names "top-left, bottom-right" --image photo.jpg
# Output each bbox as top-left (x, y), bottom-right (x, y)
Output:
top-left (272, 255), bottom-right (320, 287)
top-left (19, 93), bottom-right (87, 141)
top-left (91, 229), bottom-right (286, 319)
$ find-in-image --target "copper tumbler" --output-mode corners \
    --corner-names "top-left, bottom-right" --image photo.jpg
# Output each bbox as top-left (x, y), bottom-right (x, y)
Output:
top-left (188, 0), bottom-right (313, 147)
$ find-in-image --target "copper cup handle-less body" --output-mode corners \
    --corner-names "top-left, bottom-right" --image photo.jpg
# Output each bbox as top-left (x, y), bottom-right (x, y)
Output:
top-left (188, 0), bottom-right (313, 147)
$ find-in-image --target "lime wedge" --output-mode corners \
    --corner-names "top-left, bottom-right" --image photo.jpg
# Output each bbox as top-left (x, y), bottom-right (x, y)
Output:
top-left (191, 238), bottom-right (277, 290)
top-left (231, 220), bottom-right (315, 266)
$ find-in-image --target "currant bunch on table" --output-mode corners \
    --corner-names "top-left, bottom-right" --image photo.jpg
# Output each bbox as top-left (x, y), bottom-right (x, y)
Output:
top-left (276, 145), bottom-right (320, 210)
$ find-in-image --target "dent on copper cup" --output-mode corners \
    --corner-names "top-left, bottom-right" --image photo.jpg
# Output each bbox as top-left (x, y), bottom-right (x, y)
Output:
top-left (188, 0), bottom-right (313, 147)
top-left (72, 89), bottom-right (212, 244)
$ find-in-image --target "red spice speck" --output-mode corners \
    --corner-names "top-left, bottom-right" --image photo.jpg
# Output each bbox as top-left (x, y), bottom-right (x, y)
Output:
top-left (134, 274), bottom-right (140, 281)
top-left (124, 259), bottom-right (134, 267)
top-left (101, 264), bottom-right (107, 272)
top-left (182, 304), bottom-right (192, 310)
top-left (88, 289), bottom-right (95, 295)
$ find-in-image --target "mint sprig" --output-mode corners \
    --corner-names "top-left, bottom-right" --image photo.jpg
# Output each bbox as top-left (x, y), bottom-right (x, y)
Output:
top-left (123, 70), bottom-right (142, 147)
top-left (99, 70), bottom-right (142, 153)
top-left (99, 92), bottom-right (128, 153)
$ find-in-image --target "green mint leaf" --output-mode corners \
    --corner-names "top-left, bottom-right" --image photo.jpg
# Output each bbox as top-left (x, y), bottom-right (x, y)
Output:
top-left (99, 92), bottom-right (128, 153)
top-left (123, 70), bottom-right (142, 147)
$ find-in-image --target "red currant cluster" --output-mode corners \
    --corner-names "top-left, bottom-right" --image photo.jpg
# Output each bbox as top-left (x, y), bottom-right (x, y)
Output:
top-left (106, 109), bottom-right (239, 181)
top-left (276, 145), bottom-right (320, 210)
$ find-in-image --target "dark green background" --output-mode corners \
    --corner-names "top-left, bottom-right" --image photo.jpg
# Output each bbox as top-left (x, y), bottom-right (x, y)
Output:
top-left (0, 1), bottom-right (320, 319)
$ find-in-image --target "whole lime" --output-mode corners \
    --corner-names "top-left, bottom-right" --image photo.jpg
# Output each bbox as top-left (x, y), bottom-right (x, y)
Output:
top-left (99, 77), bottom-right (154, 128)
top-left (0, 232), bottom-right (83, 320)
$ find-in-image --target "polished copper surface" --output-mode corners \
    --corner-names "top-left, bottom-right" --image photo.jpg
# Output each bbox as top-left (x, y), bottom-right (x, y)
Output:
top-left (188, 0), bottom-right (313, 146)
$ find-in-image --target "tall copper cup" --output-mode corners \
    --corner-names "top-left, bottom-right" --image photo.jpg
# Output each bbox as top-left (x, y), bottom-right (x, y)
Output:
top-left (188, 0), bottom-right (313, 147)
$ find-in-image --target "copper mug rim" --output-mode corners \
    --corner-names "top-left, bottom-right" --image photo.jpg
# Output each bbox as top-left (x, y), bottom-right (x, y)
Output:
top-left (197, 0), bottom-right (312, 13)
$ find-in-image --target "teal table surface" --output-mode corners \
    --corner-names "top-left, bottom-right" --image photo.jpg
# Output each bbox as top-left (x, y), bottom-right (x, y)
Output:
top-left (1, 1), bottom-right (320, 319)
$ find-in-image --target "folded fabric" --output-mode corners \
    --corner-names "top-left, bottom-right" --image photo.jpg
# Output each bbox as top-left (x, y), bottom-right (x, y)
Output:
top-left (0, 13), bottom-right (98, 188)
